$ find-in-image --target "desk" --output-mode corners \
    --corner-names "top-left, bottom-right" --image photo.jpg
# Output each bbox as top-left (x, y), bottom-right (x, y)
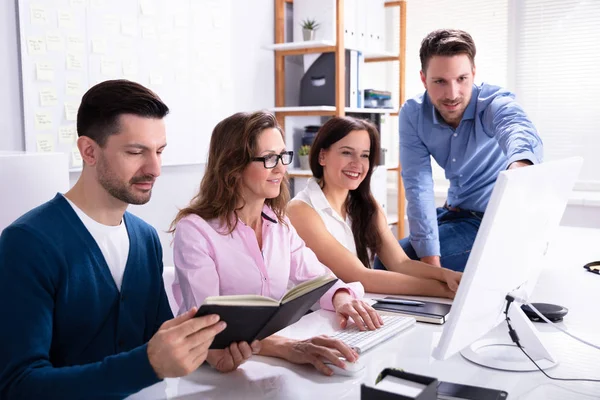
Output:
top-left (128, 227), bottom-right (600, 399)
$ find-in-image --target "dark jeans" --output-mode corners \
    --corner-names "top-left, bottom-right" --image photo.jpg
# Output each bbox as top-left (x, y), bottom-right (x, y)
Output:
top-left (374, 207), bottom-right (483, 272)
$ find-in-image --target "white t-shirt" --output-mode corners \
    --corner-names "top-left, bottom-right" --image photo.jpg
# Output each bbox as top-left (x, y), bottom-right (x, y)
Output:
top-left (63, 195), bottom-right (130, 291)
top-left (293, 178), bottom-right (358, 256)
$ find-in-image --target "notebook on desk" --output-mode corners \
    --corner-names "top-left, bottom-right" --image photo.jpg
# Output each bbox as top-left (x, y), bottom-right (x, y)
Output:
top-left (372, 297), bottom-right (452, 324)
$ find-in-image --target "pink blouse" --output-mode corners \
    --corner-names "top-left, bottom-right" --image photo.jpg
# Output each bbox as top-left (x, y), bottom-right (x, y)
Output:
top-left (172, 206), bottom-right (364, 314)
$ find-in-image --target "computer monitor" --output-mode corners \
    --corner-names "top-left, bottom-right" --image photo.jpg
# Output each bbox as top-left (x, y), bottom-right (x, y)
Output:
top-left (432, 157), bottom-right (583, 371)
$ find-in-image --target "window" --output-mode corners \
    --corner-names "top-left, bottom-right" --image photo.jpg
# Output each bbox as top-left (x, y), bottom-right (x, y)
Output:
top-left (513, 0), bottom-right (600, 190)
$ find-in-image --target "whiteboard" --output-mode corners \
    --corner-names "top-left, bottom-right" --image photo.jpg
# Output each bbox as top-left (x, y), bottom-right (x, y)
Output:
top-left (17, 0), bottom-right (233, 169)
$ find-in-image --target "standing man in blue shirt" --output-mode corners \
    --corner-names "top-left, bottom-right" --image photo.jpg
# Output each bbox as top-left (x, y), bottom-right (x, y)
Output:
top-left (0, 80), bottom-right (239, 400)
top-left (375, 29), bottom-right (543, 272)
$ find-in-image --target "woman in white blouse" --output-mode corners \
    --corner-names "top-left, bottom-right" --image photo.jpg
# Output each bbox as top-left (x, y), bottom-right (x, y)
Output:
top-left (288, 117), bottom-right (461, 297)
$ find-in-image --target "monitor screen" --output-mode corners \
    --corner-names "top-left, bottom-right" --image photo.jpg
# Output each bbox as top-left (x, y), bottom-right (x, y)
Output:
top-left (432, 157), bottom-right (583, 371)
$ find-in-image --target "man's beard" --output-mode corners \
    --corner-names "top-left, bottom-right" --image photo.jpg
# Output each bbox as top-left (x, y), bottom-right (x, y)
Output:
top-left (97, 156), bottom-right (154, 205)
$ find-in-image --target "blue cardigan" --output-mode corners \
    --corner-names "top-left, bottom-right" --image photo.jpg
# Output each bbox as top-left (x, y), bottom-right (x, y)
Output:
top-left (0, 194), bottom-right (174, 399)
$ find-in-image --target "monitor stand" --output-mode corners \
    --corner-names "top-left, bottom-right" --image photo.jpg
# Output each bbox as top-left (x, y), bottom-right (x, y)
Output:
top-left (460, 301), bottom-right (558, 371)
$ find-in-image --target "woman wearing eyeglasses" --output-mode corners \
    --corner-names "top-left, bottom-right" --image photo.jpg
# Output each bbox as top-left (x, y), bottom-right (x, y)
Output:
top-left (170, 111), bottom-right (382, 376)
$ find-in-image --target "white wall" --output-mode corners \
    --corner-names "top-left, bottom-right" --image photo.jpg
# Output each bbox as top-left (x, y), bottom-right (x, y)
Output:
top-left (2, 0), bottom-right (275, 266)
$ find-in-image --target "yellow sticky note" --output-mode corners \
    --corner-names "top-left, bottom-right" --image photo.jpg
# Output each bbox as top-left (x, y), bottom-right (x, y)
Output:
top-left (100, 57), bottom-right (118, 76)
top-left (92, 38), bottom-right (107, 54)
top-left (59, 125), bottom-right (77, 144)
top-left (30, 5), bottom-right (47, 25)
top-left (36, 62), bottom-right (54, 81)
top-left (64, 103), bottom-right (79, 121)
top-left (142, 26), bottom-right (157, 40)
top-left (39, 88), bottom-right (58, 107)
top-left (174, 14), bottom-right (188, 28)
top-left (66, 79), bottom-right (82, 96)
top-left (104, 14), bottom-right (119, 33)
top-left (67, 35), bottom-right (85, 52)
top-left (66, 53), bottom-right (84, 70)
top-left (149, 74), bottom-right (163, 85)
top-left (46, 31), bottom-right (64, 51)
top-left (71, 145), bottom-right (83, 167)
top-left (35, 112), bottom-right (53, 130)
top-left (121, 19), bottom-right (138, 36)
top-left (27, 37), bottom-right (47, 55)
top-left (58, 10), bottom-right (75, 29)
top-left (140, 0), bottom-right (157, 16)
top-left (122, 58), bottom-right (138, 76)
top-left (36, 134), bottom-right (55, 153)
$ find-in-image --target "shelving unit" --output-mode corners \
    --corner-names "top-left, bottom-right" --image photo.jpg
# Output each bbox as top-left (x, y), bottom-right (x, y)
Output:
top-left (272, 0), bottom-right (406, 234)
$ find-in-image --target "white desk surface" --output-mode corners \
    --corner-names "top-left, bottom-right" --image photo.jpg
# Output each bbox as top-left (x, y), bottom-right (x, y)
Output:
top-left (128, 227), bottom-right (600, 400)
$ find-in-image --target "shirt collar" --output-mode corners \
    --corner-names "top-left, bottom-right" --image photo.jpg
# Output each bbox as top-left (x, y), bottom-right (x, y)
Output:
top-left (261, 205), bottom-right (278, 224)
top-left (306, 178), bottom-right (333, 213)
top-left (430, 84), bottom-right (478, 126)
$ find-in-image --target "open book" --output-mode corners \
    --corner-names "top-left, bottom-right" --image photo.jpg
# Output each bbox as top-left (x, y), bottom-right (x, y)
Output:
top-left (195, 275), bottom-right (338, 349)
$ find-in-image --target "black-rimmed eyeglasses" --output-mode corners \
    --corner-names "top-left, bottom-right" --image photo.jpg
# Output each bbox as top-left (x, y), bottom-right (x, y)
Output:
top-left (252, 151), bottom-right (294, 169)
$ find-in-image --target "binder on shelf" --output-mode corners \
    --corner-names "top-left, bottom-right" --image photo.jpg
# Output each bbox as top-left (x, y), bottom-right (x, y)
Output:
top-left (344, 0), bottom-right (357, 50)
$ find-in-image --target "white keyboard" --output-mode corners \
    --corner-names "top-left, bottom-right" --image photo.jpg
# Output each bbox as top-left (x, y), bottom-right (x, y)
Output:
top-left (330, 315), bottom-right (416, 354)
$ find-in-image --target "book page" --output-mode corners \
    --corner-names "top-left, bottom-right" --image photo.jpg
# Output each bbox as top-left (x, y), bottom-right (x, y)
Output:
top-left (203, 294), bottom-right (279, 307)
top-left (282, 275), bottom-right (337, 303)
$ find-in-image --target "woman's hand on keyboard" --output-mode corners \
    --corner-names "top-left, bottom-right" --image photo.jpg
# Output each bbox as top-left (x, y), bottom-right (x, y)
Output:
top-left (332, 291), bottom-right (384, 331)
top-left (270, 335), bottom-right (359, 376)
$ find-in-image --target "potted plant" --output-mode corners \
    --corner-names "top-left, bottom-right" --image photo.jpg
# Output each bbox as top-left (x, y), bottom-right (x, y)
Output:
top-left (301, 18), bottom-right (320, 41)
top-left (298, 145), bottom-right (311, 170)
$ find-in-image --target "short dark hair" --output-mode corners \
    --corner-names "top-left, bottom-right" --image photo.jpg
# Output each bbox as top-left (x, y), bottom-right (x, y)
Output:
top-left (419, 29), bottom-right (476, 73)
top-left (77, 79), bottom-right (169, 147)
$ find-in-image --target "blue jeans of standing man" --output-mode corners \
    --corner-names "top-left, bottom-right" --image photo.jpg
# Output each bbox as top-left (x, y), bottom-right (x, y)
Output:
top-left (374, 207), bottom-right (484, 272)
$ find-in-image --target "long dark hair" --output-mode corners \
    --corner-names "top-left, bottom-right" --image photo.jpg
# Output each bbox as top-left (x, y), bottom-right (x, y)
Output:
top-left (309, 116), bottom-right (381, 268)
top-left (170, 111), bottom-right (290, 234)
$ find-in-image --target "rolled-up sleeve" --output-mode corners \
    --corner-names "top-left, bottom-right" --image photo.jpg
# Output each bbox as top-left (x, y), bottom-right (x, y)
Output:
top-left (286, 218), bottom-right (364, 311)
top-left (399, 103), bottom-right (440, 258)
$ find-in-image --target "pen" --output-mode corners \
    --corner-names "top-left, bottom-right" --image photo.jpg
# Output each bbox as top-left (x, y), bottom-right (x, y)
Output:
top-left (375, 298), bottom-right (425, 306)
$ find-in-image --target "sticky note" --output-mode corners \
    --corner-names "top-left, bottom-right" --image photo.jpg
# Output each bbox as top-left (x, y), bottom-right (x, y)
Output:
top-left (67, 35), bottom-right (85, 52)
top-left (27, 37), bottom-right (47, 55)
top-left (119, 38), bottom-right (134, 51)
top-left (30, 5), bottom-right (47, 25)
top-left (66, 79), bottom-right (82, 96)
top-left (104, 14), bottom-right (119, 33)
top-left (58, 10), bottom-right (75, 28)
top-left (90, 0), bottom-right (105, 7)
top-left (92, 38), bottom-right (107, 54)
top-left (66, 53), bottom-right (84, 70)
top-left (64, 103), bottom-right (79, 121)
top-left (71, 145), bottom-right (83, 167)
top-left (45, 31), bottom-right (64, 51)
top-left (121, 19), bottom-right (138, 36)
top-left (39, 88), bottom-right (58, 107)
top-left (59, 125), bottom-right (77, 144)
top-left (142, 26), bottom-right (157, 39)
top-left (100, 57), bottom-right (118, 76)
top-left (36, 134), bottom-right (55, 152)
top-left (35, 111), bottom-right (53, 130)
top-left (149, 74), bottom-right (163, 85)
top-left (122, 58), bottom-right (138, 76)
top-left (36, 62), bottom-right (55, 81)
top-left (140, 0), bottom-right (157, 16)
top-left (70, 0), bottom-right (85, 5)
top-left (174, 14), bottom-right (188, 28)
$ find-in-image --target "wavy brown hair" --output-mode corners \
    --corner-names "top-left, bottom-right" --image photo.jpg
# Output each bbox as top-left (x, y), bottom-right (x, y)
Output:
top-left (170, 111), bottom-right (290, 234)
top-left (309, 116), bottom-right (381, 268)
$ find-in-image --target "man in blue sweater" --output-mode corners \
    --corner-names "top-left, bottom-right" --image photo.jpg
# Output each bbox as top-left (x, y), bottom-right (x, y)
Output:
top-left (0, 80), bottom-right (229, 399)
top-left (375, 29), bottom-right (543, 272)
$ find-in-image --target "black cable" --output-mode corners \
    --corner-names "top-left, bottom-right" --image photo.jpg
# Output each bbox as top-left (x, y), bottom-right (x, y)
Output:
top-left (504, 295), bottom-right (600, 383)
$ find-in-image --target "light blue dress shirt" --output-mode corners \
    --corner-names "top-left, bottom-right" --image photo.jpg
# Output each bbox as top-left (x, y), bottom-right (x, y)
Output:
top-left (399, 83), bottom-right (543, 258)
